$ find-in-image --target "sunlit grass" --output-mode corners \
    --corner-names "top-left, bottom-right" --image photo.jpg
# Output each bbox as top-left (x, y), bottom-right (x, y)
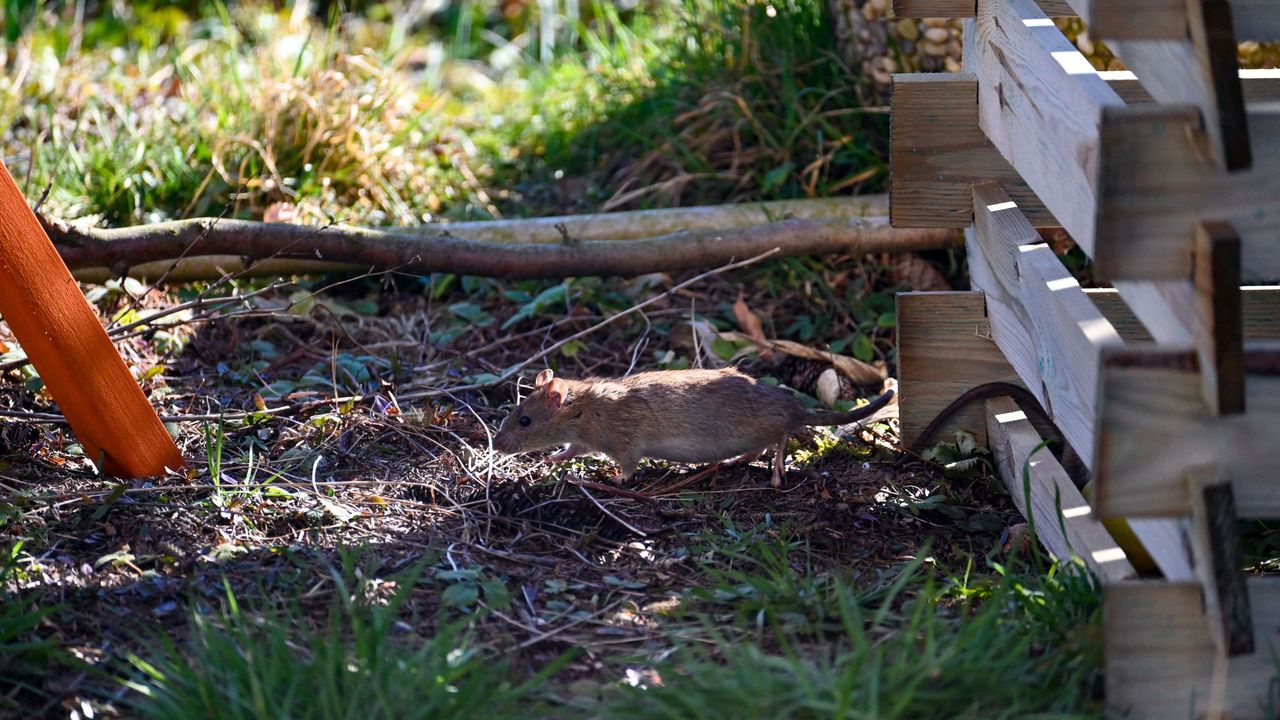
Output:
top-left (2, 0), bottom-right (887, 227)
top-left (596, 531), bottom-right (1105, 720)
top-left (122, 551), bottom-right (565, 720)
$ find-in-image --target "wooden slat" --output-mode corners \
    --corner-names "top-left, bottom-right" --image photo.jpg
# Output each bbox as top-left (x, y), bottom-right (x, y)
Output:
top-left (896, 291), bottom-right (1022, 448)
top-left (1185, 469), bottom-right (1254, 657)
top-left (968, 189), bottom-right (1193, 582)
top-left (963, 0), bottom-right (1280, 281)
top-left (891, 71), bottom-right (1280, 229)
top-left (890, 74), bottom-right (1053, 228)
top-left (1095, 347), bottom-right (1280, 518)
top-left (891, 0), bottom-right (1075, 18)
top-left (985, 396), bottom-right (1136, 582)
top-left (1090, 2), bottom-right (1185, 39)
top-left (1107, 0), bottom-right (1251, 171)
top-left (1053, 0), bottom-right (1280, 40)
top-left (1086, 286), bottom-right (1280, 343)
top-left (1099, 68), bottom-right (1280, 105)
top-left (1232, 0), bottom-right (1280, 41)
top-left (1094, 104), bottom-right (1280, 281)
top-left (1194, 221), bottom-right (1246, 415)
top-left (1106, 579), bottom-right (1279, 719)
top-left (963, 0), bottom-right (1124, 258)
top-left (968, 184), bottom-right (1121, 469)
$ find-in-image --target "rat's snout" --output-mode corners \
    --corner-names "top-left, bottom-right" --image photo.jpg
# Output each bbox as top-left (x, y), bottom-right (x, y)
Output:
top-left (492, 427), bottom-right (514, 453)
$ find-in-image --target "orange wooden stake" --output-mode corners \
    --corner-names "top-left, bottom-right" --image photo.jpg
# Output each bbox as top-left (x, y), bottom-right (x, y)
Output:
top-left (0, 161), bottom-right (183, 476)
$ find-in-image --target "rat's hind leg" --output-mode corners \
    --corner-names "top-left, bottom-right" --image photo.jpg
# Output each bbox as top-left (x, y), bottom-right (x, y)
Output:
top-left (725, 449), bottom-right (764, 467)
top-left (607, 450), bottom-right (642, 483)
top-left (771, 436), bottom-right (788, 487)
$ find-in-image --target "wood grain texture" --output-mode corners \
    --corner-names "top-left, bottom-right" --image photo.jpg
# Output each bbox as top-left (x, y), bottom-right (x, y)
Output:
top-left (964, 0), bottom-right (1124, 260)
top-left (1109, 0), bottom-right (1251, 171)
top-left (896, 291), bottom-right (1022, 447)
top-left (1061, 0), bottom-right (1279, 40)
top-left (890, 74), bottom-right (1053, 229)
top-left (1095, 104), bottom-right (1280, 281)
top-left (1098, 68), bottom-right (1280, 105)
top-left (891, 0), bottom-right (1073, 18)
top-left (890, 70), bottom-right (1280, 232)
top-left (1194, 221), bottom-right (1246, 415)
top-left (0, 161), bottom-right (184, 477)
top-left (985, 396), bottom-right (1136, 582)
top-left (1232, 0), bottom-right (1280, 41)
top-left (1086, 286), bottom-right (1280, 343)
top-left (1185, 470), bottom-right (1254, 656)
top-left (1095, 347), bottom-right (1280, 518)
top-left (963, 0), bottom-right (1278, 281)
top-left (968, 184), bottom-right (1122, 469)
top-left (1106, 579), bottom-right (1280, 719)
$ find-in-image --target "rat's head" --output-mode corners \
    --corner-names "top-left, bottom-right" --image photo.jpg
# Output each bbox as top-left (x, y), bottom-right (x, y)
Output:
top-left (493, 369), bottom-right (572, 454)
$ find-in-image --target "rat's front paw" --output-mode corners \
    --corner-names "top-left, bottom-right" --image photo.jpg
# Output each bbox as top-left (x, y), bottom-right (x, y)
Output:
top-left (547, 445), bottom-right (581, 463)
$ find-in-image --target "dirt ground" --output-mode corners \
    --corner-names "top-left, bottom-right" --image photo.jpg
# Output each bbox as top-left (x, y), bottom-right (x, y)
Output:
top-left (0, 262), bottom-right (1020, 716)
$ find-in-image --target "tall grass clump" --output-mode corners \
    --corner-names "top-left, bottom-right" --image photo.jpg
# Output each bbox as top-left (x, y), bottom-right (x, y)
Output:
top-left (123, 560), bottom-right (561, 720)
top-left (513, 0), bottom-right (887, 213)
top-left (0, 541), bottom-right (64, 713)
top-left (599, 538), bottom-right (1105, 720)
top-left (1, 2), bottom-right (507, 226)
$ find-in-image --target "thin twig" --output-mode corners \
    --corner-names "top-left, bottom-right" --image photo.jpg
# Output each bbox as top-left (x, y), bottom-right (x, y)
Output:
top-left (31, 183), bottom-right (52, 214)
top-left (574, 480), bottom-right (648, 537)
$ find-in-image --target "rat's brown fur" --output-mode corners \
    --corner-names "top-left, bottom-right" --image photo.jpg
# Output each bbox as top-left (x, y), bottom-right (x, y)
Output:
top-left (493, 367), bottom-right (894, 486)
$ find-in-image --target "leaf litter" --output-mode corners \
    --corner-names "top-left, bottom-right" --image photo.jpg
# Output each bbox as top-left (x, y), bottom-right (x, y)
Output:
top-left (0, 255), bottom-right (1024, 716)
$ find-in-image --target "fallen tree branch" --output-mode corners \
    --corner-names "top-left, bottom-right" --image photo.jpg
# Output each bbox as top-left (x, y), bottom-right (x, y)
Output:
top-left (47, 213), bottom-right (958, 281)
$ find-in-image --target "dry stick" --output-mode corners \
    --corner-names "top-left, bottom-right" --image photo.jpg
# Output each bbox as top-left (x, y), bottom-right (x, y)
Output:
top-left (569, 478), bottom-right (659, 504)
top-left (47, 214), bottom-right (958, 281)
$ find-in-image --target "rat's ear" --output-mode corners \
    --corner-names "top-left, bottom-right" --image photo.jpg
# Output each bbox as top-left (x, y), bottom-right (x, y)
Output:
top-left (545, 378), bottom-right (568, 409)
top-left (535, 369), bottom-right (555, 388)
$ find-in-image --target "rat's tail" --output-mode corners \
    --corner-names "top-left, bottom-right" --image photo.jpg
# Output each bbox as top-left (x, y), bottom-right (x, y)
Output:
top-left (800, 388), bottom-right (895, 426)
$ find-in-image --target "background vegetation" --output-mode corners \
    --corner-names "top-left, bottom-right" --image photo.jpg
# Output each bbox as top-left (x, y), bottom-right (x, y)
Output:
top-left (4, 1), bottom-right (1251, 718)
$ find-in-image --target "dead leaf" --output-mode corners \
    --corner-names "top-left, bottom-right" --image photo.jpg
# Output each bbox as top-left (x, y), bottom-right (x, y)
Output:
top-left (263, 202), bottom-right (299, 224)
top-left (732, 293), bottom-right (773, 361)
top-left (717, 331), bottom-right (885, 384)
top-left (889, 254), bottom-right (949, 291)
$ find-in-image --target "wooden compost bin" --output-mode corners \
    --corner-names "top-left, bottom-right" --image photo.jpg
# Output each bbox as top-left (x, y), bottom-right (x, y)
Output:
top-left (889, 0), bottom-right (1280, 716)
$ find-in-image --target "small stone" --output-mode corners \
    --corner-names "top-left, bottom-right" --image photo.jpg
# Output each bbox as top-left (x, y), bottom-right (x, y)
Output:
top-left (921, 40), bottom-right (948, 58)
top-left (816, 368), bottom-right (842, 408)
top-left (923, 27), bottom-right (950, 44)
top-left (897, 18), bottom-right (919, 40)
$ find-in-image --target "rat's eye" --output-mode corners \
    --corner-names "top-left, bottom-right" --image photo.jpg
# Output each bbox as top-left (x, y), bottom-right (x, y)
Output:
top-left (519, 416), bottom-right (531, 427)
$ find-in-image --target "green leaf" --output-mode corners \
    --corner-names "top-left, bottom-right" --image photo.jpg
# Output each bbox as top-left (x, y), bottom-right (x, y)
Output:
top-left (711, 337), bottom-right (738, 360)
top-left (761, 162), bottom-right (794, 191)
top-left (852, 335), bottom-right (875, 362)
top-left (501, 283), bottom-right (569, 330)
top-left (448, 302), bottom-right (493, 325)
top-left (92, 483), bottom-right (129, 521)
top-left (481, 579), bottom-right (512, 609)
top-left (441, 582), bottom-right (479, 608)
top-left (559, 339), bottom-right (586, 358)
top-left (877, 311), bottom-right (897, 329)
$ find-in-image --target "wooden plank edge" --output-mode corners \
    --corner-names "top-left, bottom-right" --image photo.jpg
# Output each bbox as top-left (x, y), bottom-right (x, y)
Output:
top-left (1094, 345), bottom-right (1280, 518)
top-left (985, 396), bottom-right (1136, 582)
top-left (1105, 578), bottom-right (1278, 719)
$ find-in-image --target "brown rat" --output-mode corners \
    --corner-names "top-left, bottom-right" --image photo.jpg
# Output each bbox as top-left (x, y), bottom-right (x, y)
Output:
top-left (493, 367), bottom-right (894, 487)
